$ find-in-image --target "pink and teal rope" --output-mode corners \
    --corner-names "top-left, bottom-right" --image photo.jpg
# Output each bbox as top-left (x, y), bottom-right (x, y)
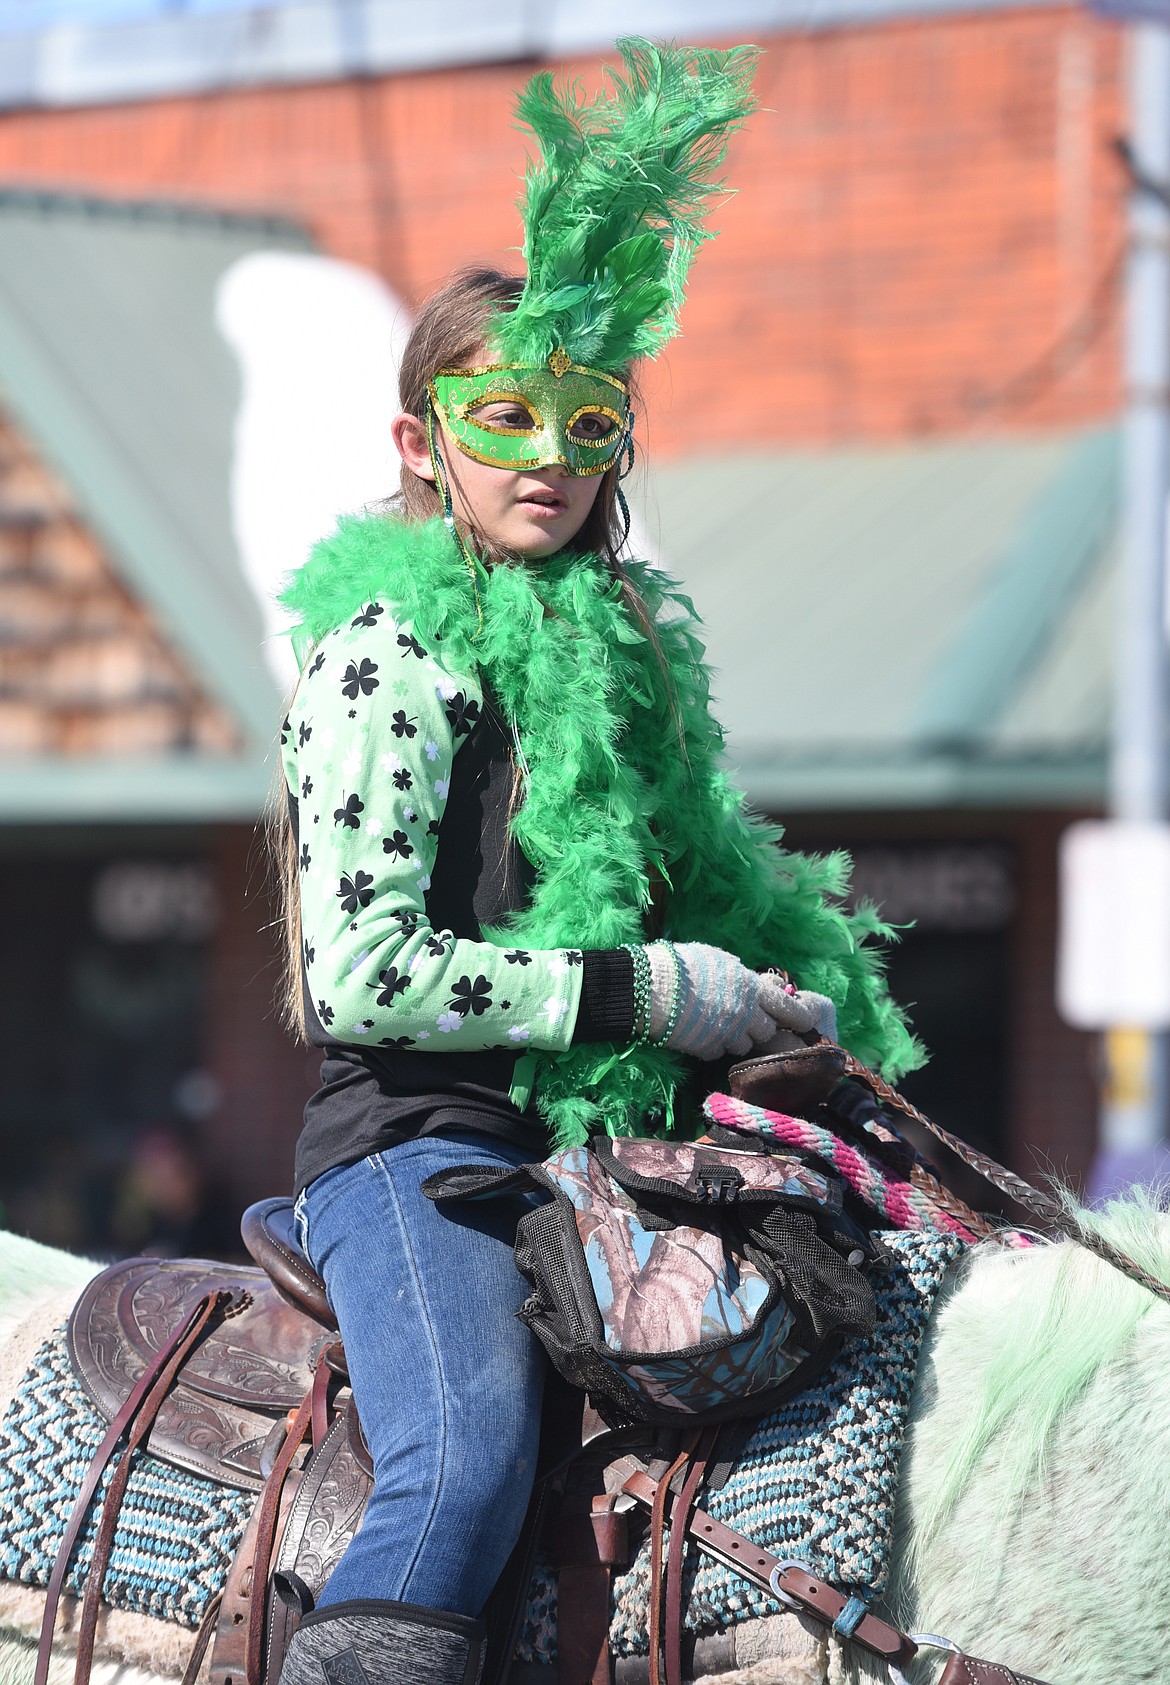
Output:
top-left (704, 1092), bottom-right (983, 1243)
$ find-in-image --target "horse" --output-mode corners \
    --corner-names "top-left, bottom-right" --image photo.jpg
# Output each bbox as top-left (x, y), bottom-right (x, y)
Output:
top-left (0, 1193), bottom-right (1165, 1685)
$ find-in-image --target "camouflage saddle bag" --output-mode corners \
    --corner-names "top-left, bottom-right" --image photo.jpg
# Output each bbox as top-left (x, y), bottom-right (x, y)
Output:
top-left (421, 1133), bottom-right (880, 1426)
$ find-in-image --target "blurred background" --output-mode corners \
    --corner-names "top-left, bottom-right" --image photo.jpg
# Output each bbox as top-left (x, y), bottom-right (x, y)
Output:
top-left (0, 0), bottom-right (1149, 1252)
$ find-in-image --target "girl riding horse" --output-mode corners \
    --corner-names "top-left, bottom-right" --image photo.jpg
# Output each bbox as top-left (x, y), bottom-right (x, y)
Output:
top-left (273, 40), bottom-right (918, 1685)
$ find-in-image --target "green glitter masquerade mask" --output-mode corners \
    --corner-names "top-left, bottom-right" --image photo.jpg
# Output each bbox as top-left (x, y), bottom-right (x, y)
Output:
top-left (420, 39), bottom-right (758, 625)
top-left (428, 355), bottom-right (630, 477)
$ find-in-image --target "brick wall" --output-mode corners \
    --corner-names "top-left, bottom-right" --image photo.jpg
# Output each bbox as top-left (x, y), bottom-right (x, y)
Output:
top-left (0, 6), bottom-right (1126, 455)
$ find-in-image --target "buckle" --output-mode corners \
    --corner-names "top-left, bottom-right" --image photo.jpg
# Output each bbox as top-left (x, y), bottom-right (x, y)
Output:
top-left (688, 1158), bottom-right (745, 1203)
top-left (887, 1633), bottom-right (961, 1684)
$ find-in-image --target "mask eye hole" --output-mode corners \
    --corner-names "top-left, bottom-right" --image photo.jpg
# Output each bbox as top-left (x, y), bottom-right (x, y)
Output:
top-left (465, 394), bottom-right (540, 434)
top-left (566, 405), bottom-right (624, 447)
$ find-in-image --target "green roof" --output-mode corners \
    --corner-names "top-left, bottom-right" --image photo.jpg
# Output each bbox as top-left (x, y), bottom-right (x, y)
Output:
top-left (636, 426), bottom-right (1117, 810)
top-left (0, 201), bottom-right (1118, 824)
top-left (0, 191), bottom-right (309, 820)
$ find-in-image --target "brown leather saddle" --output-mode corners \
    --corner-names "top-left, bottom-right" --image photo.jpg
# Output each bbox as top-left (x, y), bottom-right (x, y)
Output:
top-left (67, 1252), bottom-right (337, 1491)
top-left (55, 1197), bottom-right (624, 1685)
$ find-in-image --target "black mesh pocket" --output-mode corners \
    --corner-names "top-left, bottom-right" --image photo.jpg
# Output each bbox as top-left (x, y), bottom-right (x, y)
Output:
top-left (756, 1206), bottom-right (876, 1348)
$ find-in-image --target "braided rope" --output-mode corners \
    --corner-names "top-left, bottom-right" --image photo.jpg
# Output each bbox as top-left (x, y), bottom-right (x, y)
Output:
top-left (706, 1092), bottom-right (989, 1245)
top-left (839, 1052), bottom-right (1170, 1307)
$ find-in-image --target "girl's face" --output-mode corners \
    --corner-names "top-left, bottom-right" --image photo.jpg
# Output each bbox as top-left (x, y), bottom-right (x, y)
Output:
top-left (392, 392), bottom-right (607, 561)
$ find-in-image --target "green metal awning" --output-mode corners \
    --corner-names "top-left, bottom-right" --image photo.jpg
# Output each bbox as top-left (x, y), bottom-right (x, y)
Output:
top-left (635, 426), bottom-right (1117, 810)
top-left (0, 191), bottom-right (310, 821)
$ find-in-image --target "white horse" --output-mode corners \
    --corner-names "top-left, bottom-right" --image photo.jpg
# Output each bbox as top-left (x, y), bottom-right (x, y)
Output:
top-left (0, 1196), bottom-right (1165, 1685)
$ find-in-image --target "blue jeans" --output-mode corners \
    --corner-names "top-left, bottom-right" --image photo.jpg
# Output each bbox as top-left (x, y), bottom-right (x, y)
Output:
top-left (295, 1133), bottom-right (544, 1616)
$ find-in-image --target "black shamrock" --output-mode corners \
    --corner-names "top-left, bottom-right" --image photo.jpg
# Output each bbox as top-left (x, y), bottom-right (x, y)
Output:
top-left (302, 775), bottom-right (313, 798)
top-left (299, 721), bottom-right (312, 746)
top-left (280, 715), bottom-right (291, 745)
top-left (564, 951), bottom-right (584, 966)
top-left (427, 819), bottom-right (441, 838)
top-left (352, 603), bottom-right (384, 628)
top-left (391, 711), bottom-right (418, 739)
top-left (500, 1000), bottom-right (512, 1011)
top-left (348, 709), bottom-right (357, 720)
top-left (308, 651), bottom-right (326, 676)
top-left (338, 871), bottom-right (375, 914)
top-left (505, 950), bottom-right (532, 966)
top-left (341, 658), bottom-right (380, 700)
top-left (370, 965), bottom-right (411, 1006)
top-left (398, 632), bottom-right (427, 660)
top-left (392, 768), bottom-right (413, 792)
top-left (317, 1000), bottom-right (335, 1027)
top-left (379, 1035), bottom-right (415, 1049)
top-left (391, 910), bottom-right (420, 933)
top-left (303, 938), bottom-right (315, 967)
top-left (450, 974), bottom-right (493, 1017)
top-left (382, 830), bottom-right (414, 860)
top-left (425, 935), bottom-right (450, 957)
top-left (300, 843), bottom-right (311, 872)
top-left (404, 809), bottom-right (417, 824)
top-left (444, 691), bottom-right (480, 738)
top-left (334, 793), bottom-right (365, 829)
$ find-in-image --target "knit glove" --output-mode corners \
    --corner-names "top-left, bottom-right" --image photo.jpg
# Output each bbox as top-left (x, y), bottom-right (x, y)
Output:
top-left (643, 943), bottom-right (833, 1062)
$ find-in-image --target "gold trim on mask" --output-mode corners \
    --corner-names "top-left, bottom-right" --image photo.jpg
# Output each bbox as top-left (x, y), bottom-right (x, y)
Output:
top-left (453, 391), bottom-right (544, 435)
top-left (433, 360), bottom-right (630, 397)
top-left (565, 403), bottom-right (626, 448)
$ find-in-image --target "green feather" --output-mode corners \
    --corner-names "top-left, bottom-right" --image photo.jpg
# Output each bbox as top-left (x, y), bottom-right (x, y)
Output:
top-left (281, 515), bottom-right (924, 1149)
top-left (496, 38), bottom-right (760, 371)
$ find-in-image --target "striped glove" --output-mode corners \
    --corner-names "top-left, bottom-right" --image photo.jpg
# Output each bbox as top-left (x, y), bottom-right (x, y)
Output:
top-left (643, 943), bottom-right (836, 1062)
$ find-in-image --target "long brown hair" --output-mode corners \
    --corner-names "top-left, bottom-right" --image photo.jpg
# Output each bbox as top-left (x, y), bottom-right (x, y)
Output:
top-left (395, 266), bottom-right (634, 569)
top-left (272, 266), bottom-right (666, 1039)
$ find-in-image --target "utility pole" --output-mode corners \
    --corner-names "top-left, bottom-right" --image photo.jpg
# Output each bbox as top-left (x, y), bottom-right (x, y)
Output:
top-left (1093, 22), bottom-right (1170, 1191)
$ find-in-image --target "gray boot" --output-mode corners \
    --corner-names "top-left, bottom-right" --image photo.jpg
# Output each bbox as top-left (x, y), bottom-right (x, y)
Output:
top-left (279, 1600), bottom-right (486, 1685)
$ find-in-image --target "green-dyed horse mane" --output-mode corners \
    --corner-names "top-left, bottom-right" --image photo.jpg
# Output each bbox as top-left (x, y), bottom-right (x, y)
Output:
top-left (908, 1189), bottom-right (1170, 1577)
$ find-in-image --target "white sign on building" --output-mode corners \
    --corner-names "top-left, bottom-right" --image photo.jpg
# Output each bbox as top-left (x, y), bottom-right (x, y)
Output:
top-left (1057, 819), bottom-right (1170, 1029)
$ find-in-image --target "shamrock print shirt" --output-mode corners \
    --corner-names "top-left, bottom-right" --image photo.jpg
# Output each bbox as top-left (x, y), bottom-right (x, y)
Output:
top-left (282, 600), bottom-right (585, 1056)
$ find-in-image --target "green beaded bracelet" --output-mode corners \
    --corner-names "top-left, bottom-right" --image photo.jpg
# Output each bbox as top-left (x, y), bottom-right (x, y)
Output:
top-left (623, 943), bottom-right (652, 1042)
top-left (647, 940), bottom-right (683, 1048)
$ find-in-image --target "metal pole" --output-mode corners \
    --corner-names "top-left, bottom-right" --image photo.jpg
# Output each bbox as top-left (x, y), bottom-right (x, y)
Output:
top-left (1102, 22), bottom-right (1170, 1162)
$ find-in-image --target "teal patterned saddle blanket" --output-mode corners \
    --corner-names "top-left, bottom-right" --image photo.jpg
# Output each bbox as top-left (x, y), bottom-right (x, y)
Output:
top-left (0, 1229), bottom-right (960, 1648)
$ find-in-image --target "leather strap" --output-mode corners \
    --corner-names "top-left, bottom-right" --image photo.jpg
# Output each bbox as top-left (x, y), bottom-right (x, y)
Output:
top-left (180, 1591), bottom-right (223, 1685)
top-left (244, 1357), bottom-right (329, 1685)
top-left (36, 1289), bottom-right (233, 1685)
top-left (73, 1290), bottom-right (234, 1685)
top-left (939, 1656), bottom-right (1051, 1685)
top-left (554, 1495), bottom-right (628, 1685)
top-left (623, 1465), bottom-right (1058, 1685)
top-left (621, 1465), bottom-right (916, 1670)
top-left (664, 1430), bottom-right (718, 1685)
top-left (646, 1444), bottom-right (694, 1685)
top-left (208, 1467), bottom-right (302, 1685)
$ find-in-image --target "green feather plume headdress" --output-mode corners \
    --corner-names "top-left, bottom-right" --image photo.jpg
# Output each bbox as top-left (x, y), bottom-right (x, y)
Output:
top-left (494, 38), bottom-right (760, 372)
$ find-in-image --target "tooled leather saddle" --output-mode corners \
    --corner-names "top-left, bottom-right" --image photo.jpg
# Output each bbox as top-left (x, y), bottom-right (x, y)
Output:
top-left (49, 1201), bottom-right (622, 1685)
top-left (43, 1051), bottom-right (1051, 1685)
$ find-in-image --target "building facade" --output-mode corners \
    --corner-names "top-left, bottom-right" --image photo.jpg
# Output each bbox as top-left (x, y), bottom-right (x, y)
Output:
top-left (0, 1), bottom-right (1126, 1244)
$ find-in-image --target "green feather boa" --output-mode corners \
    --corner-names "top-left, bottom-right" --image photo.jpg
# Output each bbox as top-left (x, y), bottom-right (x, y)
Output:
top-left (282, 514), bottom-right (922, 1145)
